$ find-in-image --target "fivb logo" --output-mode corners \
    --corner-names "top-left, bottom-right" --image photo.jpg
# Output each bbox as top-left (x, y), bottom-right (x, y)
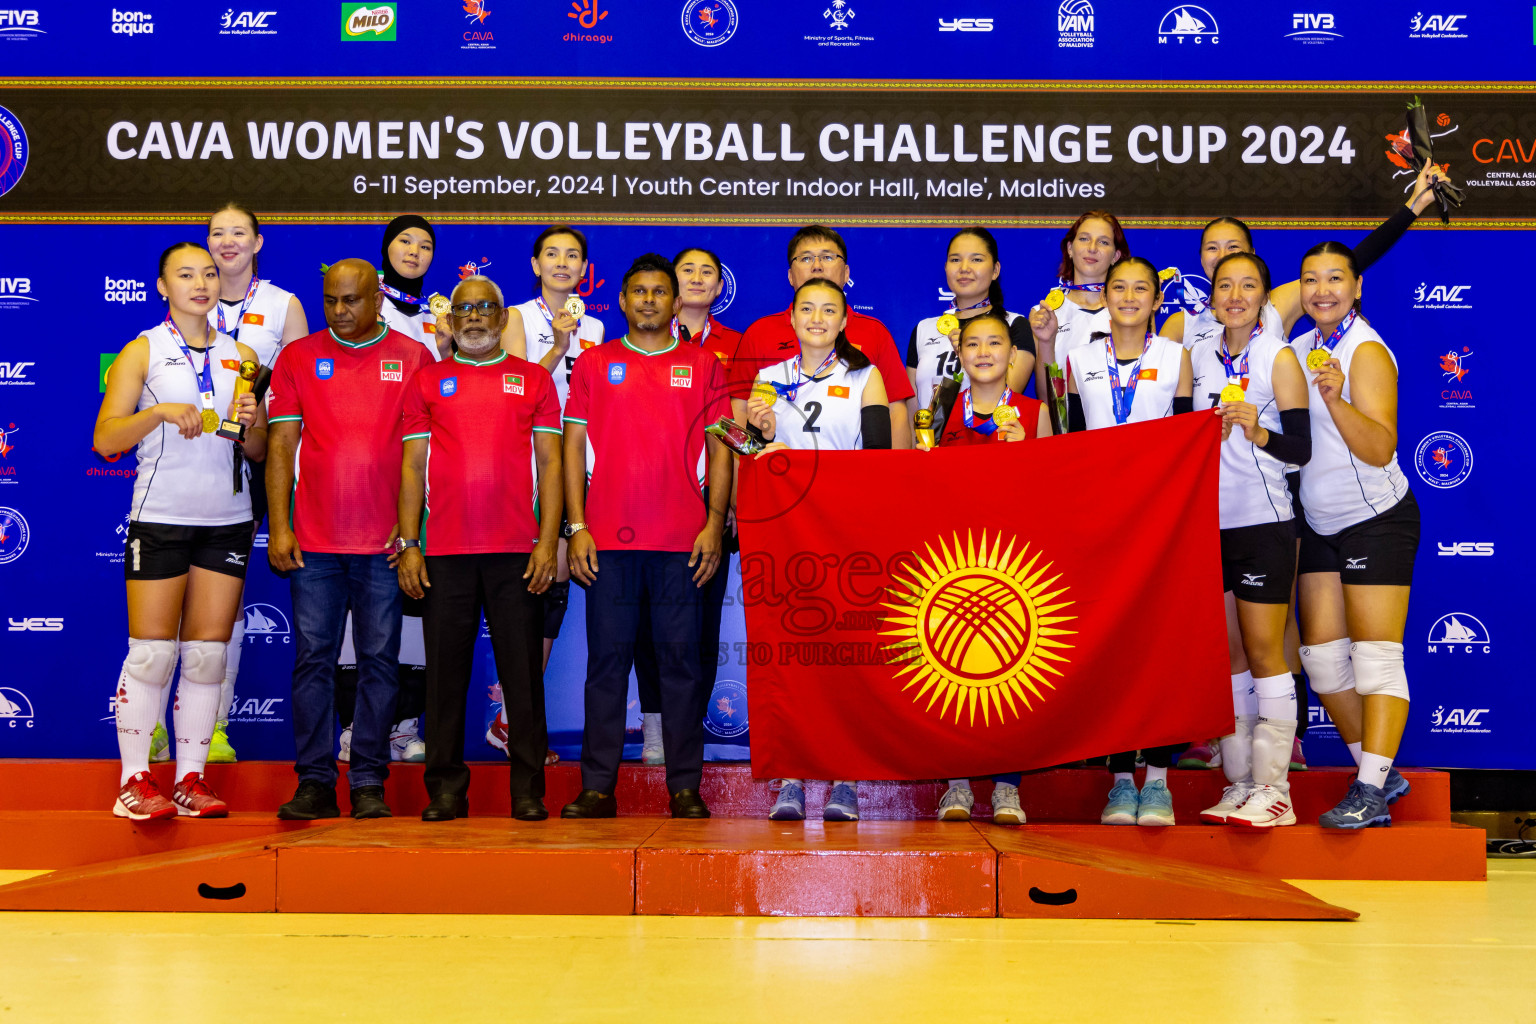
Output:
top-left (0, 10), bottom-right (42, 38)
top-left (1287, 12), bottom-right (1340, 42)
top-left (0, 277), bottom-right (36, 311)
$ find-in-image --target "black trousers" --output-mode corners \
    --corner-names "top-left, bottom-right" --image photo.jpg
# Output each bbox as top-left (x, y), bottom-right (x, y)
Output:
top-left (422, 553), bottom-right (546, 801)
top-left (635, 549), bottom-right (729, 714)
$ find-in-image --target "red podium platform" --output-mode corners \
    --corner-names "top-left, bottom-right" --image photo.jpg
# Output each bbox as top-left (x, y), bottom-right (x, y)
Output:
top-left (0, 761), bottom-right (1483, 918)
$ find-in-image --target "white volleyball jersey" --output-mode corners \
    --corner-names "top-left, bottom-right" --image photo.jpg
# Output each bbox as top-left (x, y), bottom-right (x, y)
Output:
top-left (1191, 328), bottom-right (1294, 528)
top-left (207, 279), bottom-right (295, 367)
top-left (129, 323), bottom-right (251, 527)
top-left (515, 297), bottom-right (605, 409)
top-left (1055, 297), bottom-right (1110, 376)
top-left (1181, 300), bottom-right (1283, 352)
top-left (1290, 317), bottom-right (1411, 536)
top-left (756, 355), bottom-right (876, 451)
top-left (908, 309), bottom-right (1027, 410)
top-left (381, 302), bottom-right (443, 362)
top-left (1072, 332), bottom-right (1184, 431)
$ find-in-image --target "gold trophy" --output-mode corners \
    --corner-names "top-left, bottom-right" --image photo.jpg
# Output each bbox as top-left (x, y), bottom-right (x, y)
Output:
top-left (217, 360), bottom-right (267, 442)
top-left (914, 408), bottom-right (936, 448)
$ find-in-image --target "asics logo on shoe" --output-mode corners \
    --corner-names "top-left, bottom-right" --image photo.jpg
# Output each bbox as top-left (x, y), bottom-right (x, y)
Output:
top-left (1241, 573), bottom-right (1266, 586)
top-left (1345, 557), bottom-right (1367, 569)
top-left (225, 552), bottom-right (246, 565)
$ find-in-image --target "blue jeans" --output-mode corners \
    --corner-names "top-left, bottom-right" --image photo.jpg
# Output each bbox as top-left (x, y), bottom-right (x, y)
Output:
top-left (289, 552), bottom-right (401, 789)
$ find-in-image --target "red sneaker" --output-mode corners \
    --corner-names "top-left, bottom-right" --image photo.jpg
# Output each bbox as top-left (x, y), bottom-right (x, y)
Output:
top-left (173, 772), bottom-right (229, 818)
top-left (113, 771), bottom-right (176, 821)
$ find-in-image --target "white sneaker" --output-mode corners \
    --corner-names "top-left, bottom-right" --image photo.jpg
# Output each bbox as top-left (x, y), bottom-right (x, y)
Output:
top-left (640, 712), bottom-right (665, 766)
top-left (937, 782), bottom-right (975, 821)
top-left (337, 725), bottom-right (352, 763)
top-left (1226, 784), bottom-right (1297, 829)
top-left (1200, 782), bottom-right (1256, 825)
top-left (990, 782), bottom-right (1026, 826)
top-left (390, 717), bottom-right (425, 763)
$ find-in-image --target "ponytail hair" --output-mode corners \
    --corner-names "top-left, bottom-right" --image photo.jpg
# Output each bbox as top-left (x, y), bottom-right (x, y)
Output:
top-left (947, 226), bottom-right (1007, 312)
top-left (1211, 250), bottom-right (1272, 296)
top-left (1201, 216), bottom-right (1253, 251)
top-left (794, 277), bottom-right (869, 371)
top-left (1104, 256), bottom-right (1164, 334)
top-left (158, 241), bottom-right (206, 280)
top-left (209, 201), bottom-right (261, 276)
top-left (1301, 240), bottom-right (1365, 316)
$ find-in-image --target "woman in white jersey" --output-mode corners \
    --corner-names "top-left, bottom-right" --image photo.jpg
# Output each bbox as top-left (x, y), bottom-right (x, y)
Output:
top-left (379, 214), bottom-right (449, 361)
top-left (1187, 253), bottom-right (1312, 829)
top-left (1290, 242), bottom-right (1419, 830)
top-left (741, 278), bottom-right (890, 822)
top-left (92, 242), bottom-right (265, 821)
top-left (1062, 257), bottom-right (1193, 825)
top-left (1030, 209), bottom-right (1130, 422)
top-left (905, 226), bottom-right (1037, 419)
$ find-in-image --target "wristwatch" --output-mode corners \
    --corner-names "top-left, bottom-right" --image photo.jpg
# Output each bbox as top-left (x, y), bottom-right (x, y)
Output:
top-left (394, 537), bottom-right (421, 553)
top-left (562, 522), bottom-right (587, 539)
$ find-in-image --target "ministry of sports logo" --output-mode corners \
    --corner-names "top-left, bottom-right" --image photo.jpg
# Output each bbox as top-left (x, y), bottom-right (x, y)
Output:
top-left (704, 678), bottom-right (750, 739)
top-left (1414, 430), bottom-right (1473, 488)
top-left (882, 531), bottom-right (1075, 725)
top-left (1426, 612), bottom-right (1490, 654)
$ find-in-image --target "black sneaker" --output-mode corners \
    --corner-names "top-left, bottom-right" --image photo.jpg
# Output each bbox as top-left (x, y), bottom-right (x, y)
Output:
top-left (277, 780), bottom-right (340, 820)
top-left (350, 785), bottom-right (393, 819)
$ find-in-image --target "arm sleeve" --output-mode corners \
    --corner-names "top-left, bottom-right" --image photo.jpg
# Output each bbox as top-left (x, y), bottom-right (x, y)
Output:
top-left (1173, 396), bottom-right (1194, 415)
top-left (906, 326), bottom-right (920, 368)
top-left (1067, 392), bottom-right (1087, 433)
top-left (401, 374), bottom-right (429, 441)
top-left (532, 368), bottom-right (562, 434)
top-left (564, 351), bottom-right (591, 423)
top-left (860, 405), bottom-right (891, 449)
top-left (1008, 315), bottom-right (1037, 357)
top-left (266, 345), bottom-right (301, 422)
top-left (1352, 205), bottom-right (1417, 274)
top-left (1257, 407), bottom-right (1312, 465)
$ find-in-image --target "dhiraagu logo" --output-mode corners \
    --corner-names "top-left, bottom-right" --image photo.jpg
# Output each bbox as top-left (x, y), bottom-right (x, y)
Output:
top-left (342, 2), bottom-right (396, 39)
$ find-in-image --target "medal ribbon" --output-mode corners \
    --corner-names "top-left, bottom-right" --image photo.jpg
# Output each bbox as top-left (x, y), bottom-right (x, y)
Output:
top-left (962, 386), bottom-right (1013, 436)
top-left (1217, 320), bottom-right (1262, 384)
top-left (164, 314), bottom-right (217, 422)
top-left (1311, 308), bottom-right (1358, 356)
top-left (1059, 276), bottom-right (1106, 294)
top-left (671, 316), bottom-right (711, 345)
top-left (1106, 331), bottom-right (1154, 425)
top-left (378, 279), bottom-right (425, 310)
top-left (947, 297), bottom-right (992, 313)
top-left (772, 347), bottom-right (839, 403)
top-left (216, 275), bottom-right (260, 338)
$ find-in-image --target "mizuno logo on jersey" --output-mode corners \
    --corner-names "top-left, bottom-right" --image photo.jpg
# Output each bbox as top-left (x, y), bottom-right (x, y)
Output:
top-left (1241, 573), bottom-right (1266, 586)
top-left (163, 357), bottom-right (185, 366)
top-left (1085, 370), bottom-right (1105, 381)
top-left (670, 366), bottom-right (693, 388)
top-left (381, 361), bottom-right (404, 382)
top-left (504, 374), bottom-right (524, 395)
top-left (225, 552), bottom-right (247, 566)
top-left (827, 385), bottom-right (850, 398)
top-left (1346, 557), bottom-right (1367, 569)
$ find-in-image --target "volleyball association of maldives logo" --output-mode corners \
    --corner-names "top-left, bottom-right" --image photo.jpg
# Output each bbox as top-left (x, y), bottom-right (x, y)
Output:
top-left (881, 531), bottom-right (1075, 726)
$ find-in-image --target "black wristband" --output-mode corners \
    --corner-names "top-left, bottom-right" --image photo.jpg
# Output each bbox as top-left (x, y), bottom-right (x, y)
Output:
top-left (1173, 396), bottom-right (1194, 415)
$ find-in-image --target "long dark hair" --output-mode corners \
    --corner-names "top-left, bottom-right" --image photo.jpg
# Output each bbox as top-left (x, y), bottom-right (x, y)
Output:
top-left (209, 202), bottom-right (261, 276)
top-left (1301, 240), bottom-right (1364, 316)
top-left (531, 224), bottom-right (589, 296)
top-left (793, 277), bottom-right (869, 371)
top-left (1057, 210), bottom-right (1129, 282)
top-left (958, 311), bottom-right (1013, 346)
top-left (947, 226), bottom-right (1006, 312)
top-left (1201, 216), bottom-right (1254, 251)
top-left (158, 241), bottom-right (206, 280)
top-left (1211, 251), bottom-right (1272, 294)
top-left (1104, 256), bottom-right (1163, 335)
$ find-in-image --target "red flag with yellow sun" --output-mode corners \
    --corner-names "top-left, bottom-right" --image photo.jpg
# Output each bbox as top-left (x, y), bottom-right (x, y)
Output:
top-left (737, 413), bottom-right (1232, 781)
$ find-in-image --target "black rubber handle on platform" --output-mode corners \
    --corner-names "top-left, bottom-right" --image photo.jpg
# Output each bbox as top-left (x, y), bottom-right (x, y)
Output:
top-left (197, 882), bottom-right (248, 901)
top-left (1027, 886), bottom-right (1078, 906)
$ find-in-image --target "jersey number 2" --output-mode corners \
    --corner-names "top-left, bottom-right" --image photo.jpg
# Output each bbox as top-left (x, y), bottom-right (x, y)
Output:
top-left (802, 401), bottom-right (823, 433)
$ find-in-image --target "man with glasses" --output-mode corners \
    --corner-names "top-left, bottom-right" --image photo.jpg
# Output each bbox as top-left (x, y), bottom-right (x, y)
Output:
top-left (396, 275), bottom-right (564, 822)
top-left (730, 224), bottom-right (916, 447)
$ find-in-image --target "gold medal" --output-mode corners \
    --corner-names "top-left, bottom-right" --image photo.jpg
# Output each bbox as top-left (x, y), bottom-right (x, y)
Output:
top-left (201, 409), bottom-right (220, 434)
top-left (564, 295), bottom-right (586, 319)
top-left (1158, 266), bottom-right (1180, 284)
top-left (1042, 288), bottom-right (1065, 311)
top-left (428, 293), bottom-right (450, 318)
top-left (992, 404), bottom-right (1019, 427)
top-left (936, 313), bottom-right (959, 336)
top-left (750, 380), bottom-right (779, 405)
top-left (1306, 349), bottom-right (1330, 371)
top-left (1219, 383), bottom-right (1246, 404)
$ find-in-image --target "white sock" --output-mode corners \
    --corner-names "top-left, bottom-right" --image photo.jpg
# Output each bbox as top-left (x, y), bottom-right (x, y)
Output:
top-left (1254, 673), bottom-right (1297, 724)
top-left (1231, 671), bottom-right (1257, 716)
top-left (1112, 771), bottom-right (1134, 784)
top-left (1143, 765), bottom-right (1169, 785)
top-left (115, 639), bottom-right (175, 785)
top-left (219, 614), bottom-right (244, 726)
top-left (1347, 741), bottom-right (1363, 765)
top-left (947, 779), bottom-right (972, 790)
top-left (1358, 751), bottom-right (1393, 790)
top-left (174, 641), bottom-right (226, 779)
top-left (155, 667), bottom-right (174, 731)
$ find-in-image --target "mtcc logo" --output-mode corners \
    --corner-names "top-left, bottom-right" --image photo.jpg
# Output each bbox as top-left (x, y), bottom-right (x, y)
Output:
top-left (243, 603), bottom-right (292, 644)
top-left (0, 687), bottom-right (34, 727)
top-left (1426, 612), bottom-right (1490, 654)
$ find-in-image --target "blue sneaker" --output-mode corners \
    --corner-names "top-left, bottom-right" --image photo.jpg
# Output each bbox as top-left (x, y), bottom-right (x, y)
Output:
top-left (1136, 779), bottom-right (1175, 826)
top-left (823, 782), bottom-right (860, 821)
top-left (1383, 767), bottom-right (1411, 805)
top-left (1100, 779), bottom-right (1139, 825)
top-left (1319, 779), bottom-right (1391, 829)
top-left (768, 781), bottom-right (806, 821)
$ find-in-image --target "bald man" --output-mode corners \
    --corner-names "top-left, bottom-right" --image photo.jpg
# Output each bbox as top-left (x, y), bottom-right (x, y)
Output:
top-left (266, 259), bottom-right (434, 820)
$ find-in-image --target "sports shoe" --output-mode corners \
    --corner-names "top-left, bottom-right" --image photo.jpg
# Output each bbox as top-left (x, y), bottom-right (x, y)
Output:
top-left (1100, 779), bottom-right (1139, 825)
top-left (990, 782), bottom-right (1026, 826)
top-left (937, 783), bottom-right (975, 821)
top-left (1319, 779), bottom-right (1391, 829)
top-left (113, 770), bottom-right (176, 821)
top-left (1383, 767), bottom-right (1411, 805)
top-left (389, 717), bottom-right (425, 763)
top-left (173, 772), bottom-right (229, 818)
top-left (278, 780), bottom-right (341, 821)
top-left (486, 710), bottom-right (509, 755)
top-left (1289, 736), bottom-right (1307, 771)
top-left (768, 781), bottom-right (806, 821)
top-left (1226, 784), bottom-right (1296, 828)
top-left (350, 785), bottom-right (393, 819)
top-left (1177, 741), bottom-right (1217, 769)
top-left (1136, 780), bottom-right (1176, 826)
top-left (640, 712), bottom-right (665, 766)
top-left (148, 722), bottom-right (170, 763)
top-left (1200, 781), bottom-right (1257, 825)
top-left (337, 725), bottom-right (352, 763)
top-left (823, 782), bottom-right (860, 822)
top-left (207, 722), bottom-right (237, 764)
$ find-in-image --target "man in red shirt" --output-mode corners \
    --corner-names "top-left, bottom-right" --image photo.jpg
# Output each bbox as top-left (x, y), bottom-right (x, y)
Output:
top-left (266, 259), bottom-right (432, 821)
top-left (395, 276), bottom-right (564, 822)
top-left (730, 225), bottom-right (916, 448)
top-left (560, 254), bottom-right (732, 820)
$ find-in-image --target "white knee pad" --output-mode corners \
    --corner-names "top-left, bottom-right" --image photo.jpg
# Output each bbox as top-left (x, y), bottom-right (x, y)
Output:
top-left (1351, 640), bottom-right (1409, 701)
top-left (178, 640), bottom-right (227, 686)
top-left (1300, 638), bottom-right (1355, 695)
top-left (122, 638), bottom-right (177, 689)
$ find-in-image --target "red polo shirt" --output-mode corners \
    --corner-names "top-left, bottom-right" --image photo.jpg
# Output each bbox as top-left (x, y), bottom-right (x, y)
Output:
top-left (729, 307), bottom-right (915, 403)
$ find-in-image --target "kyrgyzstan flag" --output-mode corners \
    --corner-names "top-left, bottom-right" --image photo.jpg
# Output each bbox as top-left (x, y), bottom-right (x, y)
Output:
top-left (737, 412), bottom-right (1231, 781)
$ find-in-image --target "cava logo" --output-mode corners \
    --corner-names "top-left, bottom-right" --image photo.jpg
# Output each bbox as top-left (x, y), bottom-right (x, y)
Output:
top-left (463, 0), bottom-right (494, 49)
top-left (342, 2), bottom-right (396, 39)
top-left (1426, 612), bottom-right (1490, 654)
top-left (1438, 346), bottom-right (1473, 408)
top-left (220, 9), bottom-right (278, 35)
top-left (1057, 0), bottom-right (1092, 46)
top-left (0, 688), bottom-right (34, 727)
top-left (1158, 4), bottom-right (1219, 43)
top-left (1429, 706), bottom-right (1490, 733)
top-left (1412, 282), bottom-right (1471, 309)
top-left (882, 531), bottom-right (1076, 725)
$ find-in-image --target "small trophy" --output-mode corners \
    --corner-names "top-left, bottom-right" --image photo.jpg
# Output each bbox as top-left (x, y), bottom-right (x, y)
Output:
top-left (914, 409), bottom-right (936, 448)
top-left (217, 360), bottom-right (271, 442)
